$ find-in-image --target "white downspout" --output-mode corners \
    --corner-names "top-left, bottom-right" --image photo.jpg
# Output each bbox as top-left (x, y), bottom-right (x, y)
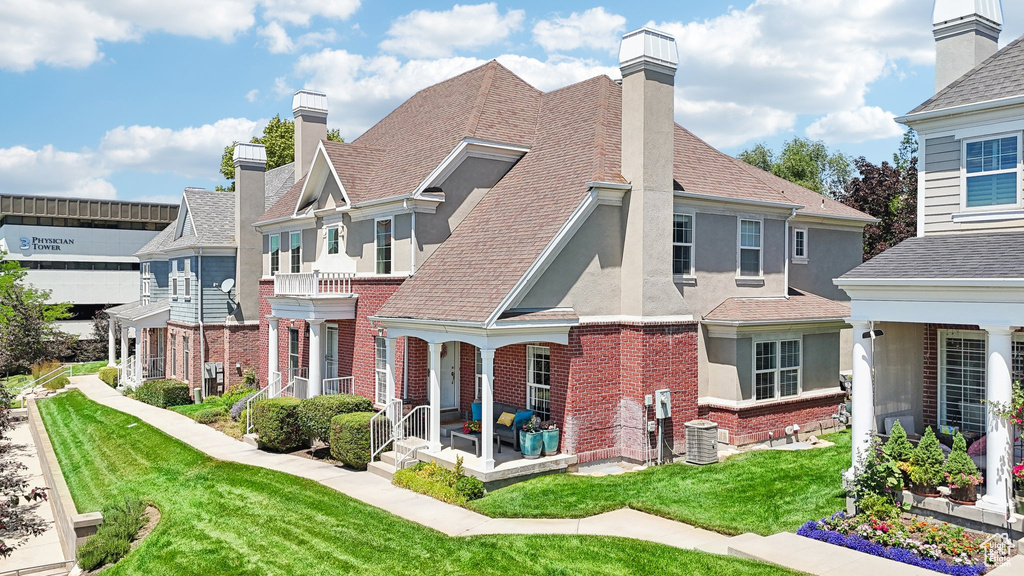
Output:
top-left (783, 208), bottom-right (797, 299)
top-left (198, 249), bottom-right (206, 396)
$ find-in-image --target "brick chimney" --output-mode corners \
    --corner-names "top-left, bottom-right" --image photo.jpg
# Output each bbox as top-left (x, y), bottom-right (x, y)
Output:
top-left (933, 0), bottom-right (1002, 93)
top-left (233, 142), bottom-right (266, 323)
top-left (293, 90), bottom-right (328, 182)
top-left (618, 27), bottom-right (679, 317)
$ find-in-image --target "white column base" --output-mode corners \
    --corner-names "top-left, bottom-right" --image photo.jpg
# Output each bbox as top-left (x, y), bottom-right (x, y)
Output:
top-left (976, 495), bottom-right (1013, 515)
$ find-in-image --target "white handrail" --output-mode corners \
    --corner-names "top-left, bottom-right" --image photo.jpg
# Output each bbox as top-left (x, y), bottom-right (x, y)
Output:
top-left (322, 376), bottom-right (353, 396)
top-left (274, 271), bottom-right (354, 297)
top-left (370, 398), bottom-right (402, 461)
top-left (395, 405), bottom-right (430, 469)
top-left (32, 364), bottom-right (71, 390)
top-left (246, 371), bottom-right (280, 434)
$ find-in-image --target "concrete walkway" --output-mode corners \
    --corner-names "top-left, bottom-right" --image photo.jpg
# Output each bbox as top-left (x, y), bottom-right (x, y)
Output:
top-left (61, 375), bottom-right (958, 575)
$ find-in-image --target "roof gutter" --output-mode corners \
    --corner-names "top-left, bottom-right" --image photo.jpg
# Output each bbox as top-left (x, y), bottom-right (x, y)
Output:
top-left (674, 190), bottom-right (803, 211)
top-left (834, 277), bottom-right (1024, 288)
top-left (896, 94), bottom-right (1024, 125)
top-left (252, 214), bottom-right (316, 229)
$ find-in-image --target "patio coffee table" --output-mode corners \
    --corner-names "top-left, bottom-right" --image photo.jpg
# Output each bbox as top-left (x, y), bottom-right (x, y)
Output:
top-left (449, 431), bottom-right (501, 457)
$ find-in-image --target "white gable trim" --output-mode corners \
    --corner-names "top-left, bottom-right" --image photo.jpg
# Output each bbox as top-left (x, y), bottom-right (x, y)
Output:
top-left (412, 138), bottom-right (528, 200)
top-left (294, 141), bottom-right (352, 216)
top-left (175, 195), bottom-right (197, 240)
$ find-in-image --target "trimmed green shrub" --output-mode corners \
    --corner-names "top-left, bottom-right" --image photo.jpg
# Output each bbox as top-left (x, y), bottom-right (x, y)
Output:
top-left (910, 426), bottom-right (946, 489)
top-left (195, 406), bottom-right (228, 424)
top-left (252, 397), bottom-right (304, 452)
top-left (76, 498), bottom-right (147, 571)
top-left (944, 432), bottom-right (982, 488)
top-left (297, 394), bottom-right (374, 445)
top-left (98, 367), bottom-right (119, 387)
top-left (883, 420), bottom-right (913, 463)
top-left (135, 379), bottom-right (192, 408)
top-left (330, 412), bottom-right (374, 469)
top-left (393, 457), bottom-right (485, 506)
top-left (42, 375), bottom-right (69, 390)
top-left (455, 475), bottom-right (485, 501)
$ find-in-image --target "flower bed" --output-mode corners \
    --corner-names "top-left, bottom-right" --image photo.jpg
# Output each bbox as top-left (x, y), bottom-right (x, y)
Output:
top-left (798, 512), bottom-right (1014, 576)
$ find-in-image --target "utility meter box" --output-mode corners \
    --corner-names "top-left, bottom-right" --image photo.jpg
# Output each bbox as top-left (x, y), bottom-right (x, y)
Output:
top-left (654, 388), bottom-right (671, 419)
top-left (204, 362), bottom-right (224, 384)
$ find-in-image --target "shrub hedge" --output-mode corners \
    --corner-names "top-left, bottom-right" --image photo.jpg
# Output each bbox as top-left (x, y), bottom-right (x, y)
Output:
top-left (392, 459), bottom-right (485, 506)
top-left (297, 394), bottom-right (374, 445)
top-left (252, 397), bottom-right (304, 452)
top-left (135, 380), bottom-right (192, 408)
top-left (42, 375), bottom-right (69, 391)
top-left (330, 412), bottom-right (374, 470)
top-left (98, 367), bottom-right (119, 387)
top-left (195, 406), bottom-right (228, 424)
top-left (76, 498), bottom-right (147, 571)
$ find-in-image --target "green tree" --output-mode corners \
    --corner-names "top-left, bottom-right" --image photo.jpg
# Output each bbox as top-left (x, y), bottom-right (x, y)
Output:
top-left (909, 427), bottom-right (946, 489)
top-left (0, 253), bottom-right (73, 374)
top-left (218, 114), bottom-right (343, 191)
top-left (883, 420), bottom-right (913, 464)
top-left (739, 137), bottom-right (853, 197)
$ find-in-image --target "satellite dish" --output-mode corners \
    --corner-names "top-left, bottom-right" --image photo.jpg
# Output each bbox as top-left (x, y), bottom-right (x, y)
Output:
top-left (220, 278), bottom-right (235, 293)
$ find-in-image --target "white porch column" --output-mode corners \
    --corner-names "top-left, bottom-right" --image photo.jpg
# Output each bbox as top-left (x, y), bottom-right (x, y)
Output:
top-left (134, 333), bottom-right (143, 386)
top-left (267, 316), bottom-right (279, 381)
top-left (427, 341), bottom-right (442, 452)
top-left (107, 318), bottom-right (117, 367)
top-left (980, 325), bottom-right (1014, 513)
top-left (385, 337), bottom-right (397, 401)
top-left (480, 348), bottom-right (495, 471)
top-left (849, 320), bottom-right (875, 470)
top-left (120, 326), bottom-right (130, 370)
top-left (307, 320), bottom-right (323, 398)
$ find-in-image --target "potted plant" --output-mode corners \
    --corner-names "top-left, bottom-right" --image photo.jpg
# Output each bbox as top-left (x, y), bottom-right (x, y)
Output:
top-left (462, 420), bottom-right (481, 434)
top-left (909, 427), bottom-right (945, 497)
top-left (519, 417), bottom-right (543, 459)
top-left (944, 432), bottom-right (982, 505)
top-left (539, 420), bottom-right (559, 456)
top-left (883, 420), bottom-right (914, 489)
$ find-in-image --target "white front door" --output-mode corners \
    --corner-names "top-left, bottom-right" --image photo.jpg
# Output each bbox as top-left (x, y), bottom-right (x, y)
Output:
top-left (325, 325), bottom-right (338, 379)
top-left (439, 341), bottom-right (459, 410)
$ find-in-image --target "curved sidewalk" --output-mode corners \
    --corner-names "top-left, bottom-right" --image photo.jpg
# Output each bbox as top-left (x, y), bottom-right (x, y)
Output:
top-left (66, 376), bottom-right (728, 554)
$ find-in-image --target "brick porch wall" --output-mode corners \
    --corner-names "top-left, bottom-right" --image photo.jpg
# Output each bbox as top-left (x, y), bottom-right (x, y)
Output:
top-left (922, 323), bottom-right (981, 430)
top-left (163, 321), bottom-right (259, 396)
top-left (699, 392), bottom-right (846, 445)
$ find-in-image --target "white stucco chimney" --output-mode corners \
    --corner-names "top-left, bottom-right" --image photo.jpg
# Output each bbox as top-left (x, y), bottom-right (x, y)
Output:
top-left (292, 90), bottom-right (328, 182)
top-left (618, 27), bottom-right (681, 317)
top-left (233, 142), bottom-right (266, 323)
top-left (933, 0), bottom-right (1002, 93)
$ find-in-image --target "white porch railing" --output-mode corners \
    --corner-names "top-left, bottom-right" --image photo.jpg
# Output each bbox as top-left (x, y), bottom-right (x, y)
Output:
top-left (370, 399), bottom-right (402, 461)
top-left (323, 376), bottom-right (353, 396)
top-left (274, 271), bottom-right (355, 297)
top-left (283, 376), bottom-right (308, 400)
top-left (246, 371), bottom-right (280, 435)
top-left (119, 355), bottom-right (136, 388)
top-left (395, 405), bottom-right (430, 469)
top-left (144, 356), bottom-right (165, 381)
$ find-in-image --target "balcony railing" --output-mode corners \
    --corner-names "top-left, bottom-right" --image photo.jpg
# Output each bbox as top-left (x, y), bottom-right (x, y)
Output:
top-left (274, 271), bottom-right (354, 298)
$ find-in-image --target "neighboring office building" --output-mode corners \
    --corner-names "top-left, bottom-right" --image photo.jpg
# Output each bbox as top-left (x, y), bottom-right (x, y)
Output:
top-left (106, 161), bottom-right (294, 396)
top-left (254, 26), bottom-right (873, 478)
top-left (836, 0), bottom-right (1023, 515)
top-left (0, 194), bottom-right (178, 338)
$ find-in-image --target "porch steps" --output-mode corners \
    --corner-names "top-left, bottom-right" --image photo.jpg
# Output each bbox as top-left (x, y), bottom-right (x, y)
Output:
top-left (369, 450), bottom-right (422, 481)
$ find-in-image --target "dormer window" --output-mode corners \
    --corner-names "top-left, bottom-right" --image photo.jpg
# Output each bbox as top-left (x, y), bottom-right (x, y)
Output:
top-left (375, 218), bottom-right (392, 275)
top-left (327, 227), bottom-right (340, 255)
top-left (269, 234), bottom-right (280, 276)
top-left (964, 134), bottom-right (1021, 208)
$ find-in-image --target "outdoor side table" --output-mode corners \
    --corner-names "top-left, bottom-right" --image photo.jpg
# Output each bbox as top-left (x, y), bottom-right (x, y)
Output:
top-left (449, 431), bottom-right (501, 457)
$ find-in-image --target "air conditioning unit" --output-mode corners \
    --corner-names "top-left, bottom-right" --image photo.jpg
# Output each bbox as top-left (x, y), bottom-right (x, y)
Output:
top-left (685, 419), bottom-right (719, 465)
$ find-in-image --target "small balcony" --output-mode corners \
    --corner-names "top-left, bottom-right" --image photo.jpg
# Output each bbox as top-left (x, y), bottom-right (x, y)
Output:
top-left (274, 272), bottom-right (355, 298)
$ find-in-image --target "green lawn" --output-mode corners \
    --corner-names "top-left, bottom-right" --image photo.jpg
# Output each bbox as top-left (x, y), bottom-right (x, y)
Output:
top-left (2, 374), bottom-right (34, 395)
top-left (470, 432), bottom-right (851, 536)
top-left (71, 361), bottom-right (109, 376)
top-left (38, 391), bottom-right (804, 576)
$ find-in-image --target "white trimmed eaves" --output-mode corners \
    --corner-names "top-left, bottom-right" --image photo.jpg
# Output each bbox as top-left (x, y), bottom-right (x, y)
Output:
top-left (412, 138), bottom-right (529, 200)
top-left (175, 195), bottom-right (195, 240)
top-left (835, 277), bottom-right (1024, 288)
top-left (674, 190), bottom-right (803, 212)
top-left (897, 94), bottom-right (1024, 125)
top-left (485, 187), bottom-right (608, 328)
top-left (294, 141), bottom-right (352, 216)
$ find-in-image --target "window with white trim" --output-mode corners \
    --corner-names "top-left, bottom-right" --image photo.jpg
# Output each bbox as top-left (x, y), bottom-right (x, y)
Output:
top-left (527, 345), bottom-right (551, 419)
top-left (327, 227), bottom-right (339, 255)
top-left (964, 135), bottom-right (1020, 208)
top-left (171, 260), bottom-right (178, 300)
top-left (672, 213), bottom-right (694, 277)
top-left (375, 218), bottom-right (392, 275)
top-left (753, 339), bottom-right (801, 401)
top-left (141, 262), bottom-right (151, 305)
top-left (739, 219), bottom-right (762, 277)
top-left (269, 234), bottom-right (280, 276)
top-left (183, 258), bottom-right (191, 300)
top-left (939, 331), bottom-right (987, 434)
top-left (792, 228), bottom-right (808, 262)
top-left (289, 232), bottom-right (301, 274)
top-left (183, 336), bottom-right (190, 383)
top-left (170, 335), bottom-right (176, 377)
top-left (374, 336), bottom-right (388, 405)
top-left (475, 347), bottom-right (483, 401)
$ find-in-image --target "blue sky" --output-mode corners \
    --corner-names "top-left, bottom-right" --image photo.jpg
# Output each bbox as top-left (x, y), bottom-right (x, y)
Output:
top-left (1, 1), bottom-right (1021, 203)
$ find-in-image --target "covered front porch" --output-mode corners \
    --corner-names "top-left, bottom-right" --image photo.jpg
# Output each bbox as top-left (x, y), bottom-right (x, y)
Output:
top-left (105, 300), bottom-right (170, 389)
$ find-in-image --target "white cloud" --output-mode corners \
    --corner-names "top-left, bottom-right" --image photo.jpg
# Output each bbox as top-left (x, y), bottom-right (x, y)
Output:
top-left (259, 21), bottom-right (337, 54)
top-left (0, 0), bottom-right (255, 71)
top-left (805, 106), bottom-right (904, 144)
top-left (259, 0), bottom-right (360, 27)
top-left (0, 118), bottom-right (263, 198)
top-left (532, 7), bottom-right (627, 54)
top-left (246, 89), bottom-right (260, 103)
top-left (293, 49), bottom-right (618, 137)
top-left (676, 98), bottom-right (796, 149)
top-left (650, 0), bottom-right (934, 148)
top-left (380, 3), bottom-right (525, 58)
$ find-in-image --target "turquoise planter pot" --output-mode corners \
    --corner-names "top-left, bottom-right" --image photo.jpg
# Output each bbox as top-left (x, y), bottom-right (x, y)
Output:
top-left (542, 429), bottom-right (560, 456)
top-left (519, 431), bottom-right (543, 459)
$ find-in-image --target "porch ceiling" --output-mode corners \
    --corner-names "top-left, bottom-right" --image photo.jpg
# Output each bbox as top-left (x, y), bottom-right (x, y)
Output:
top-left (267, 295), bottom-right (357, 322)
top-left (371, 316), bottom-right (573, 348)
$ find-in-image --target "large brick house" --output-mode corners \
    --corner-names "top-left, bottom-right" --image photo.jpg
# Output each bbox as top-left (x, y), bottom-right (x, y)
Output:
top-left (254, 28), bottom-right (873, 473)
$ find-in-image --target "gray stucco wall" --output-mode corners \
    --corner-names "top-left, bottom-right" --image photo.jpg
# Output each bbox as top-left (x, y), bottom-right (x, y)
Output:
top-left (516, 205), bottom-right (623, 315)
top-left (803, 332), bottom-right (840, 392)
top-left (348, 214), bottom-right (411, 275)
top-left (788, 226), bottom-right (863, 301)
top-left (872, 322), bottom-right (925, 435)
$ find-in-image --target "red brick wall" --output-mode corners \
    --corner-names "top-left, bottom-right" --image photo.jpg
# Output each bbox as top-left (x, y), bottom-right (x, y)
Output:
top-left (459, 342), bottom-right (477, 415)
top-left (699, 392), bottom-right (846, 445)
top-left (163, 321), bottom-right (259, 396)
top-left (405, 338), bottom-right (428, 402)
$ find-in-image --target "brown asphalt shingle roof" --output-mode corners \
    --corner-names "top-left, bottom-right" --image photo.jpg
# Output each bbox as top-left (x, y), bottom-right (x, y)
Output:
top-left (910, 34), bottom-right (1024, 115)
top-left (703, 288), bottom-right (850, 324)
